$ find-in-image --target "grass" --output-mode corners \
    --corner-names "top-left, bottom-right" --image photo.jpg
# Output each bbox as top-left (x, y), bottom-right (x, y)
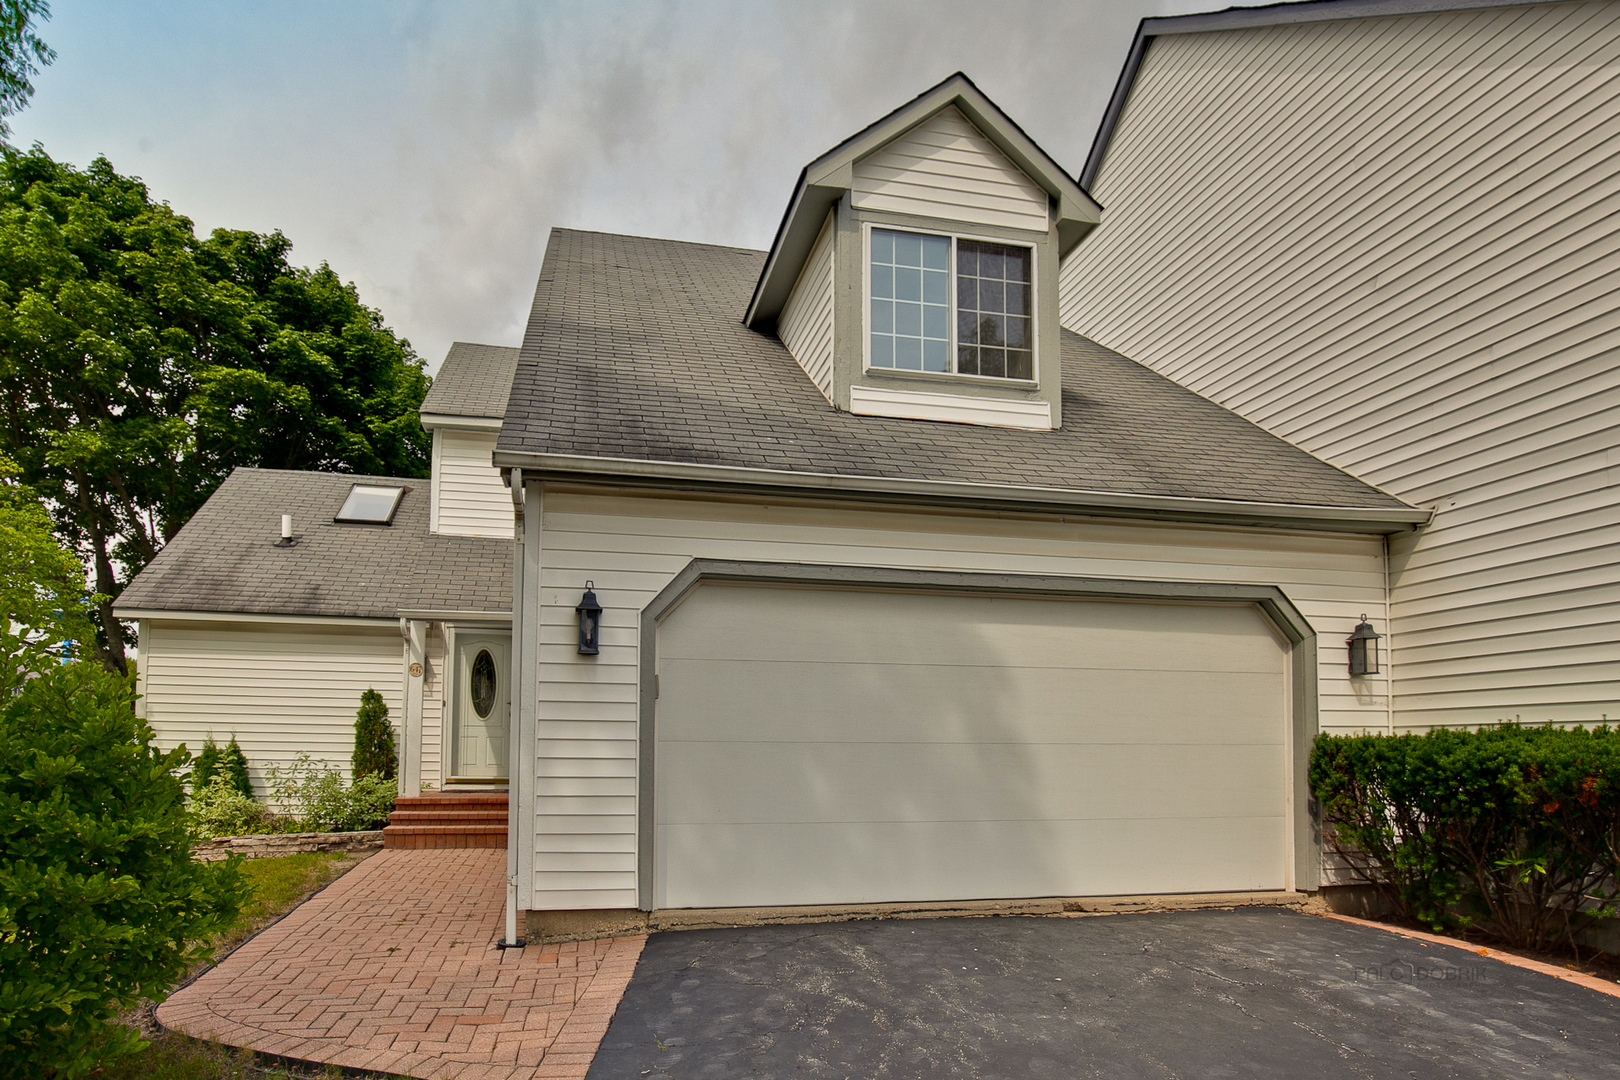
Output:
top-left (91, 851), bottom-right (371, 1080)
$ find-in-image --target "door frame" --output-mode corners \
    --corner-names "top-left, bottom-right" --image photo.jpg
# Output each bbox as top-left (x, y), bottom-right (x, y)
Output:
top-left (637, 558), bottom-right (1321, 911)
top-left (446, 622), bottom-right (513, 785)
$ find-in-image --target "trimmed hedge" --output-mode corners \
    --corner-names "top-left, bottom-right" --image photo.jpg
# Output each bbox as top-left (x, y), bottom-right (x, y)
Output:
top-left (1310, 725), bottom-right (1620, 950)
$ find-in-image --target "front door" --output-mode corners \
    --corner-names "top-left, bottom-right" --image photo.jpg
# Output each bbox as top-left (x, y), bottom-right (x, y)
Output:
top-left (452, 632), bottom-right (510, 781)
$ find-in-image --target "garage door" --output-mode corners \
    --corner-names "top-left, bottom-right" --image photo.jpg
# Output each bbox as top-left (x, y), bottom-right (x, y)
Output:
top-left (652, 584), bottom-right (1290, 909)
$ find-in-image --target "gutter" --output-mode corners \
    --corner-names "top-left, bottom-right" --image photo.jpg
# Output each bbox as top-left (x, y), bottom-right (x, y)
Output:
top-left (394, 609), bottom-right (511, 622)
top-left (112, 608), bottom-right (395, 627)
top-left (491, 450), bottom-right (1431, 534)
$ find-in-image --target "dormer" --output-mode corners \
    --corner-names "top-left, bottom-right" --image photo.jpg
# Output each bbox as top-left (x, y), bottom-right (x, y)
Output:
top-left (746, 74), bottom-right (1101, 431)
top-left (419, 342), bottom-right (520, 538)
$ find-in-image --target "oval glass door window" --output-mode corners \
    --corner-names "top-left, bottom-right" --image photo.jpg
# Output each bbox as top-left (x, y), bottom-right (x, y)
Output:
top-left (470, 649), bottom-right (497, 719)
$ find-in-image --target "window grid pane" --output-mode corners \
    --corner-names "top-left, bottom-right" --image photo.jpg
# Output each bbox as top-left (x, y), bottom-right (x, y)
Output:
top-left (870, 228), bottom-right (949, 372)
top-left (955, 238), bottom-right (1033, 381)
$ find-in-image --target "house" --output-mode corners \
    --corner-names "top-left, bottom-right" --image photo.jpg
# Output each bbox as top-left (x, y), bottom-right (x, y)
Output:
top-left (126, 0), bottom-right (1606, 940)
top-left (1060, 0), bottom-right (1620, 733)
top-left (116, 342), bottom-right (519, 806)
top-left (490, 72), bottom-right (1426, 937)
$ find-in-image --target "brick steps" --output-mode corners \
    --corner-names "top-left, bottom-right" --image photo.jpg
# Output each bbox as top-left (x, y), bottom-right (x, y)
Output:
top-left (383, 791), bottom-right (508, 849)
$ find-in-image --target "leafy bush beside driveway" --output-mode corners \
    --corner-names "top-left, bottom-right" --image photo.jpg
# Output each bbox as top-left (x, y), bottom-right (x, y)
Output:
top-left (0, 662), bottom-right (249, 1078)
top-left (1311, 725), bottom-right (1620, 950)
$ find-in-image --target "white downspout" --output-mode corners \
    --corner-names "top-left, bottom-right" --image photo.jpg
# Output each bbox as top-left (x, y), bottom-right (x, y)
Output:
top-left (502, 467), bottom-right (525, 948)
top-left (1384, 534), bottom-right (1394, 737)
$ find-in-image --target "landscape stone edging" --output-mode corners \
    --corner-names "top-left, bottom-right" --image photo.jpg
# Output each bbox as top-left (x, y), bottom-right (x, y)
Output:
top-left (192, 830), bottom-right (384, 861)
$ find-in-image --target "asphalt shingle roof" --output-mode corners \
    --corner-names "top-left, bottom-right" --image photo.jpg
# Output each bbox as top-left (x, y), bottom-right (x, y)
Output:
top-left (498, 229), bottom-right (1410, 512)
top-left (421, 342), bottom-right (520, 420)
top-left (116, 468), bottom-right (511, 620)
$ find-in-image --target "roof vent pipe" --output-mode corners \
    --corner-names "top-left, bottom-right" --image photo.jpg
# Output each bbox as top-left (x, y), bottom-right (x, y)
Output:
top-left (274, 514), bottom-right (298, 548)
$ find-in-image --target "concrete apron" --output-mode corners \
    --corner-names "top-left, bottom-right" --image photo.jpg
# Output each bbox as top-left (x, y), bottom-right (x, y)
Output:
top-left (528, 890), bottom-right (1309, 944)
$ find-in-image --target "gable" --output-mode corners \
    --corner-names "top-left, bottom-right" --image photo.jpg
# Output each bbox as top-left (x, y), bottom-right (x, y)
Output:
top-left (851, 106), bottom-right (1050, 233)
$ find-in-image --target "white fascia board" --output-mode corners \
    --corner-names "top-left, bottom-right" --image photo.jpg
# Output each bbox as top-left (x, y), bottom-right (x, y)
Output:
top-left (491, 450), bottom-right (1433, 532)
top-left (115, 608), bottom-right (396, 628)
top-left (396, 608), bottom-right (512, 623)
top-left (419, 413), bottom-right (504, 432)
top-left (849, 385), bottom-right (1053, 430)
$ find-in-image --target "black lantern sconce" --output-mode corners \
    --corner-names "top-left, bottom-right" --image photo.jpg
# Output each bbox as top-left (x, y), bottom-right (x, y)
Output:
top-left (576, 581), bottom-right (602, 656)
top-left (1347, 614), bottom-right (1381, 676)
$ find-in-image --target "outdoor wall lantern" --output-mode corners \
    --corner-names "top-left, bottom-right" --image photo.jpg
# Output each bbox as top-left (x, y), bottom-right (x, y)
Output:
top-left (1347, 614), bottom-right (1381, 676)
top-left (576, 581), bottom-right (602, 656)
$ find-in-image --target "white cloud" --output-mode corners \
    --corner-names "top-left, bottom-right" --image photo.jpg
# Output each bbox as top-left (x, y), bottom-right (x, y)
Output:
top-left (14, 0), bottom-right (1178, 371)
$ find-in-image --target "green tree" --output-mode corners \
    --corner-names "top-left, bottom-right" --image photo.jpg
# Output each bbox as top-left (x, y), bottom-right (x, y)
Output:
top-left (3, 477), bottom-right (250, 1076)
top-left (189, 737), bottom-right (220, 792)
top-left (352, 687), bottom-right (396, 783)
top-left (0, 662), bottom-right (249, 1077)
top-left (0, 147), bottom-right (431, 672)
top-left (0, 0), bottom-right (53, 138)
top-left (0, 450), bottom-right (88, 682)
top-left (220, 735), bottom-right (252, 799)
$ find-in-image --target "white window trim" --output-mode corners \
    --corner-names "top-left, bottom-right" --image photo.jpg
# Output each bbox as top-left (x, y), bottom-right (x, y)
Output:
top-left (861, 221), bottom-right (1039, 386)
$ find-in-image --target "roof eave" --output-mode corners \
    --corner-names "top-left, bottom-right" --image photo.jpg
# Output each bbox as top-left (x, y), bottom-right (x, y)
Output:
top-left (492, 449), bottom-right (1431, 534)
top-left (113, 606), bottom-right (396, 626)
top-left (420, 412), bottom-right (504, 431)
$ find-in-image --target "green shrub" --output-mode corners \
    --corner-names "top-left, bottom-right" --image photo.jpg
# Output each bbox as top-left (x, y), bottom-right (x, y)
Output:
top-left (190, 736), bottom-right (221, 791)
top-left (1311, 724), bottom-right (1620, 950)
top-left (185, 777), bottom-right (284, 842)
top-left (0, 662), bottom-right (249, 1078)
top-left (352, 687), bottom-right (397, 782)
top-left (269, 753), bottom-right (396, 832)
top-left (219, 736), bottom-right (253, 798)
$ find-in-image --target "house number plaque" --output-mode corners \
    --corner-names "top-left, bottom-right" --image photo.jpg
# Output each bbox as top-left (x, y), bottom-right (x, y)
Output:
top-left (409, 662), bottom-right (423, 678)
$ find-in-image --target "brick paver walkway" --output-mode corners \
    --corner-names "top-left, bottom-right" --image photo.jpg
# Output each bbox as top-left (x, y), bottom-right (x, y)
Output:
top-left (157, 849), bottom-right (646, 1079)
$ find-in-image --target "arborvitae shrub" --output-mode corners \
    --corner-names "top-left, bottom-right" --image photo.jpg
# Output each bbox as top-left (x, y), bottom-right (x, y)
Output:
top-left (220, 735), bottom-right (253, 798)
top-left (191, 736), bottom-right (221, 791)
top-left (352, 687), bottom-right (396, 782)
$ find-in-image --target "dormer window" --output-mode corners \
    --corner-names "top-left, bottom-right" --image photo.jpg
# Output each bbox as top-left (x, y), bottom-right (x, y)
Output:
top-left (868, 226), bottom-right (1034, 381)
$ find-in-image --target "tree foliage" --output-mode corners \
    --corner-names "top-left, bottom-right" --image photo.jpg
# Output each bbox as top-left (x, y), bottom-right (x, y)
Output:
top-left (0, 146), bottom-right (431, 671)
top-left (0, 450), bottom-right (89, 682)
top-left (0, 662), bottom-right (249, 1077)
top-left (189, 737), bottom-right (220, 793)
top-left (219, 736), bottom-right (252, 799)
top-left (0, 0), bottom-right (52, 138)
top-left (352, 687), bottom-right (396, 783)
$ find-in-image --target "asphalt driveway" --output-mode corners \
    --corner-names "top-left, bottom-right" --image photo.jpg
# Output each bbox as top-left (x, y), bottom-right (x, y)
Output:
top-left (586, 907), bottom-right (1620, 1079)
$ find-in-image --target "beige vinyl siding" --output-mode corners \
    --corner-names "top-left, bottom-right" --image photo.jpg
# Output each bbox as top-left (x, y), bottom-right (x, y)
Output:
top-left (530, 489), bottom-right (1387, 910)
top-left (1060, 2), bottom-right (1620, 731)
top-left (776, 210), bottom-right (835, 402)
top-left (141, 619), bottom-right (403, 803)
top-left (852, 105), bottom-right (1049, 233)
top-left (432, 427), bottom-right (514, 538)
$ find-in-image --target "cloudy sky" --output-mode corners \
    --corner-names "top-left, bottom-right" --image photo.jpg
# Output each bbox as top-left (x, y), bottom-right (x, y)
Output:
top-left (14, 0), bottom-right (1184, 373)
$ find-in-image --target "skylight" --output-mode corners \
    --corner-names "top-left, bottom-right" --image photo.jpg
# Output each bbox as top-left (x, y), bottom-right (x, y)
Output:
top-left (335, 484), bottom-right (406, 524)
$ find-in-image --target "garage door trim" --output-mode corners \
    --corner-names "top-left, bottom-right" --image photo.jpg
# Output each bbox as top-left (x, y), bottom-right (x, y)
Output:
top-left (637, 559), bottom-right (1320, 910)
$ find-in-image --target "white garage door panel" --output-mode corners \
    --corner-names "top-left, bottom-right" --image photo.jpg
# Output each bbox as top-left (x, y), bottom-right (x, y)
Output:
top-left (659, 661), bottom-right (1283, 745)
top-left (657, 743), bottom-right (1285, 824)
top-left (654, 585), bottom-right (1289, 909)
top-left (657, 818), bottom-right (1287, 909)
top-left (664, 587), bottom-right (1282, 671)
